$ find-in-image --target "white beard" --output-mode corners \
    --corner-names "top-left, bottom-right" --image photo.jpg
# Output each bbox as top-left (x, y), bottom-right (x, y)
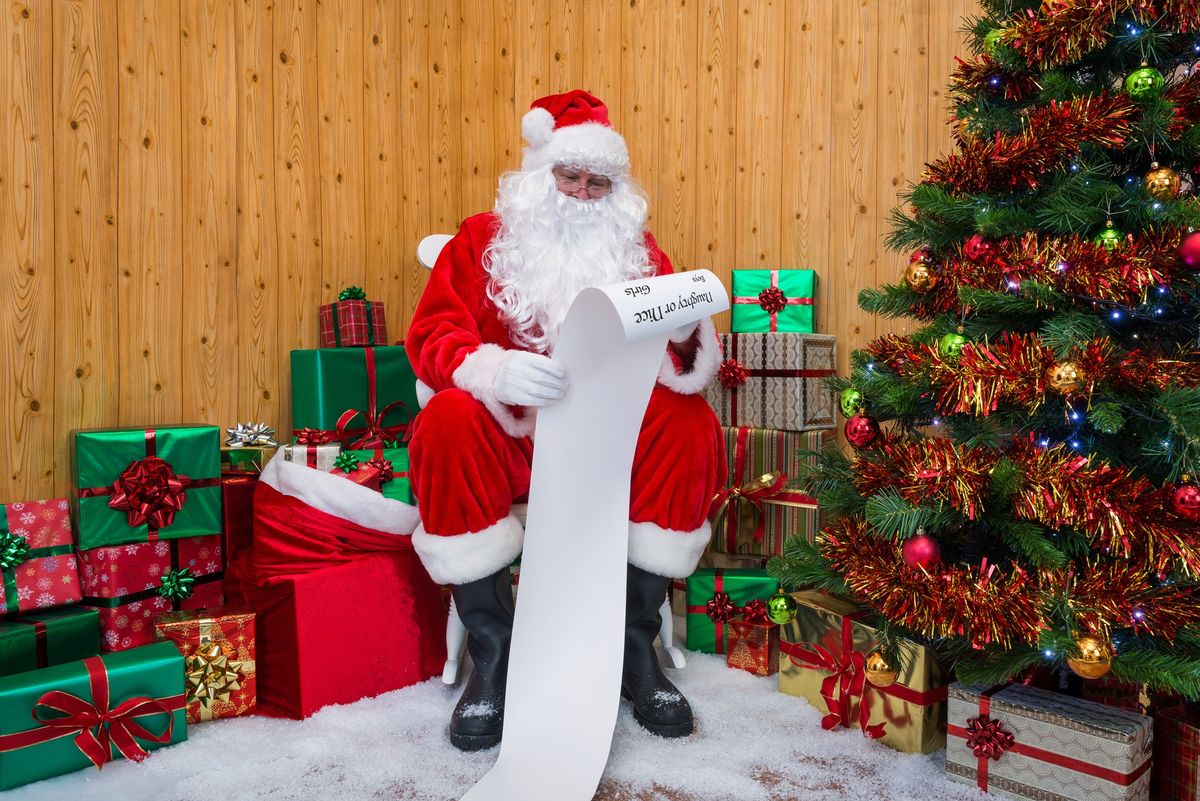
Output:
top-left (483, 167), bottom-right (655, 353)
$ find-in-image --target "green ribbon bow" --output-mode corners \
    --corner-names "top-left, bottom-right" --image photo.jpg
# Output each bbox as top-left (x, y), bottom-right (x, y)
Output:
top-left (332, 452), bottom-right (361, 473)
top-left (158, 568), bottom-right (197, 602)
top-left (338, 286), bottom-right (367, 302)
top-left (0, 532), bottom-right (31, 570)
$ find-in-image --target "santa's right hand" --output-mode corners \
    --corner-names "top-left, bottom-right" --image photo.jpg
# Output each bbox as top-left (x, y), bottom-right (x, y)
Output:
top-left (493, 351), bottom-right (568, 407)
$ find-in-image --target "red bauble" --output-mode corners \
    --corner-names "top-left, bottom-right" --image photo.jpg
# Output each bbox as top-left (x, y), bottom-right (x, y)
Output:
top-left (963, 233), bottom-right (996, 263)
top-left (844, 414), bottom-right (881, 448)
top-left (1179, 232), bottom-right (1200, 269)
top-left (901, 534), bottom-right (941, 568)
top-left (909, 247), bottom-right (931, 264)
top-left (1171, 480), bottom-right (1200, 521)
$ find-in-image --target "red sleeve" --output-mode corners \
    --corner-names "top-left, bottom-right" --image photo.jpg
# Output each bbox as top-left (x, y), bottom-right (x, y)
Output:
top-left (644, 231), bottom-right (675, 277)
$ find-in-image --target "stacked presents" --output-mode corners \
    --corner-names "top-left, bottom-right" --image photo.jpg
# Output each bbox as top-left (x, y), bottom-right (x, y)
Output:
top-left (680, 267), bottom-right (836, 676)
top-left (0, 287), bottom-right (445, 790)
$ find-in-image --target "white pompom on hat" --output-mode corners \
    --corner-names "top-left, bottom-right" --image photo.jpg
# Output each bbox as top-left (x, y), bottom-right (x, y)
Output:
top-left (520, 89), bottom-right (631, 178)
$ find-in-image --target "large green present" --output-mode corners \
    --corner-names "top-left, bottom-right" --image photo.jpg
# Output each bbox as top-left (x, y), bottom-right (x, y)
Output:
top-left (0, 641), bottom-right (187, 789)
top-left (0, 607), bottom-right (99, 676)
top-left (72, 426), bottom-right (223, 550)
top-left (731, 269), bottom-right (817, 333)
top-left (684, 567), bottom-right (776, 654)
top-left (290, 346), bottom-right (418, 447)
top-left (344, 447), bottom-right (413, 503)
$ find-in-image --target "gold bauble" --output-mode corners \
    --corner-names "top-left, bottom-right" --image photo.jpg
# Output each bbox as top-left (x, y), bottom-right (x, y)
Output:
top-left (1066, 635), bottom-right (1113, 679)
top-left (1144, 163), bottom-right (1182, 200)
top-left (904, 259), bottom-right (939, 293)
top-left (1046, 361), bottom-right (1087, 394)
top-left (864, 651), bottom-right (899, 687)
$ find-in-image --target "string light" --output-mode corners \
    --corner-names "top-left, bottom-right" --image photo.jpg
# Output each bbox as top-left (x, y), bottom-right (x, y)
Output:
top-left (1070, 439), bottom-right (1082, 449)
top-left (1070, 411), bottom-right (1082, 422)
top-left (1111, 309), bottom-right (1122, 320)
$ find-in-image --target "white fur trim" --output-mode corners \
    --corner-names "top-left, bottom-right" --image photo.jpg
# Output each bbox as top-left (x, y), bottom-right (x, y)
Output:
top-left (451, 344), bottom-right (537, 438)
top-left (521, 121), bottom-right (630, 178)
top-left (657, 317), bottom-right (720, 395)
top-left (521, 107), bottom-right (556, 148)
top-left (412, 514), bottom-right (524, 584)
top-left (628, 519), bottom-right (712, 578)
top-left (260, 452), bottom-right (420, 536)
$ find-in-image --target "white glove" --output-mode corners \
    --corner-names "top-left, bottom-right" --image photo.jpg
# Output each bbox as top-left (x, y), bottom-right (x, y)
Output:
top-left (669, 321), bottom-right (700, 343)
top-left (493, 351), bottom-right (568, 407)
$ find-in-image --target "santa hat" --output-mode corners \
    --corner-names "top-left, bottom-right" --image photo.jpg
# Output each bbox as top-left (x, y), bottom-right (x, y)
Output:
top-left (520, 89), bottom-right (630, 178)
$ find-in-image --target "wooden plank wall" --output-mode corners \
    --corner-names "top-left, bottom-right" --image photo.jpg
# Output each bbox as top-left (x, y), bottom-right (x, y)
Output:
top-left (1, 0), bottom-right (976, 500)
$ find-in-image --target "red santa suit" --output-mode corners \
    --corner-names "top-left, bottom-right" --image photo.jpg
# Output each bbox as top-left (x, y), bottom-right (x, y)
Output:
top-left (405, 100), bottom-right (725, 589)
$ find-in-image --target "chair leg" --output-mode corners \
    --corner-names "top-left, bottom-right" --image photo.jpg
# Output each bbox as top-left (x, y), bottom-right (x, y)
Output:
top-left (442, 596), bottom-right (469, 685)
top-left (656, 598), bottom-right (687, 670)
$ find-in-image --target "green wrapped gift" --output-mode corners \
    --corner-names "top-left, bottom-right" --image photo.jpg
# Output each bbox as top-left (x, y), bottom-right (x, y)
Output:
top-left (0, 608), bottom-right (99, 676)
top-left (71, 426), bottom-right (222, 550)
top-left (731, 269), bottom-right (817, 333)
top-left (0, 641), bottom-right (187, 789)
top-left (684, 567), bottom-right (777, 654)
top-left (345, 447), bottom-right (413, 502)
top-left (290, 346), bottom-right (418, 447)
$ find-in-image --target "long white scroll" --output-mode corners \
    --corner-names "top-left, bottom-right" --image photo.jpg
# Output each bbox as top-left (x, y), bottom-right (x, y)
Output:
top-left (460, 269), bottom-right (728, 801)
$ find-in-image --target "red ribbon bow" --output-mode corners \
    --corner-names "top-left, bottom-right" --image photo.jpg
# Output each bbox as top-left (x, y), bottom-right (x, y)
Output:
top-left (965, 713), bottom-right (1014, 760)
top-left (782, 612), bottom-right (886, 739)
top-left (706, 591), bottom-right (736, 623)
top-left (0, 656), bottom-right (183, 768)
top-left (108, 457), bottom-right (190, 530)
top-left (717, 358), bottom-right (749, 389)
top-left (742, 598), bottom-right (770, 624)
top-left (757, 286), bottom-right (787, 314)
top-left (708, 427), bottom-right (790, 544)
top-left (295, 428), bottom-right (333, 445)
top-left (366, 456), bottom-right (395, 482)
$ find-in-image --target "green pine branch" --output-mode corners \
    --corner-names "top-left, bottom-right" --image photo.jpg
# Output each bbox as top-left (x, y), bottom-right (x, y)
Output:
top-left (769, 538), bottom-right (849, 595)
top-left (862, 490), bottom-right (965, 540)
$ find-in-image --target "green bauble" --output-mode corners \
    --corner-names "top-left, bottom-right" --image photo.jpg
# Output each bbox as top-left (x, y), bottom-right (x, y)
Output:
top-left (766, 589), bottom-right (798, 625)
top-left (982, 28), bottom-right (1005, 56)
top-left (839, 387), bottom-right (864, 418)
top-left (1125, 66), bottom-right (1165, 100)
top-left (939, 331), bottom-right (967, 361)
top-left (1095, 222), bottom-right (1123, 251)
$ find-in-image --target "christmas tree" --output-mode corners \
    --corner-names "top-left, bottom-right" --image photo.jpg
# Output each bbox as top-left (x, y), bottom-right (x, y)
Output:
top-left (770, 0), bottom-right (1200, 697)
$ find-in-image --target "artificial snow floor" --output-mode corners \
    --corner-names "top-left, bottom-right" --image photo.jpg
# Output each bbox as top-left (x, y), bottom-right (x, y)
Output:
top-left (9, 651), bottom-right (981, 801)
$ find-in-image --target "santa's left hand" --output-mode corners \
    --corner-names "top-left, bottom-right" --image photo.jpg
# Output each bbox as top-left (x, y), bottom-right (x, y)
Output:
top-left (669, 321), bottom-right (700, 343)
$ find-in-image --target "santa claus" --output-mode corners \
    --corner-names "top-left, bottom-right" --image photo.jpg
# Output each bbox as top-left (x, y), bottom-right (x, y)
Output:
top-left (405, 90), bottom-right (725, 751)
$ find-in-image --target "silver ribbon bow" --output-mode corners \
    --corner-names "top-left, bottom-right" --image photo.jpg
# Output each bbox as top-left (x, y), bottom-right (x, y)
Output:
top-left (224, 422), bottom-right (280, 448)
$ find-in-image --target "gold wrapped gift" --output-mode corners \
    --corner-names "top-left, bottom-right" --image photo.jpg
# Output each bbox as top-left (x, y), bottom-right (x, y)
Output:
top-left (778, 590), bottom-right (948, 754)
top-left (155, 607), bottom-right (256, 723)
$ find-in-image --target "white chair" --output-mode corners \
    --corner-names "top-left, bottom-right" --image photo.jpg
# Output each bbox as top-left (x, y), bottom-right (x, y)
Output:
top-left (414, 234), bottom-right (686, 684)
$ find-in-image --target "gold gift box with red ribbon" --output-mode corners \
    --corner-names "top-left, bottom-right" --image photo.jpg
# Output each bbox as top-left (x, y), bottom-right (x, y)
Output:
top-left (778, 590), bottom-right (948, 754)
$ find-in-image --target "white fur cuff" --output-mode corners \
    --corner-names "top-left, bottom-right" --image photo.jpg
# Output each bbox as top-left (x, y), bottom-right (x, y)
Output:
top-left (451, 344), bottom-right (537, 438)
top-left (657, 317), bottom-right (721, 395)
top-left (628, 519), bottom-right (712, 578)
top-left (260, 453), bottom-right (420, 536)
top-left (412, 514), bottom-right (525, 585)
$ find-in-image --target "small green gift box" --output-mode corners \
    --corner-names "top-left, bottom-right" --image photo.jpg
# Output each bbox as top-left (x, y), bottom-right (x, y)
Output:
top-left (0, 607), bottom-right (99, 676)
top-left (731, 269), bottom-right (816, 333)
top-left (344, 447), bottom-right (413, 503)
top-left (71, 426), bottom-right (223, 550)
top-left (684, 567), bottom-right (777, 654)
top-left (290, 346), bottom-right (418, 447)
top-left (0, 641), bottom-right (187, 789)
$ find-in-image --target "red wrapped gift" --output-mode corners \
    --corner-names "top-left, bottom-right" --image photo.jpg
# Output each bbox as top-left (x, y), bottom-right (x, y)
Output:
top-left (79, 536), bottom-right (225, 652)
top-left (228, 457), bottom-right (444, 718)
top-left (329, 452), bottom-right (383, 491)
top-left (1156, 704), bottom-right (1200, 801)
top-left (726, 600), bottom-right (779, 677)
top-left (154, 606), bottom-right (256, 723)
top-left (0, 499), bottom-right (81, 615)
top-left (319, 287), bottom-right (388, 348)
top-left (222, 472), bottom-right (257, 570)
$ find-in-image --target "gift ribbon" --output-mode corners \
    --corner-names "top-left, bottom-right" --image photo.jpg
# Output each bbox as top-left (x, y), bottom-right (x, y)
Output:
top-left (334, 347), bottom-right (413, 449)
top-left (0, 505), bottom-right (75, 613)
top-left (687, 569), bottom-right (732, 653)
top-left (947, 688), bottom-right (1152, 791)
top-left (732, 270), bottom-right (812, 332)
top-left (0, 655), bottom-right (184, 768)
top-left (10, 616), bottom-right (49, 668)
top-left (76, 430), bottom-right (219, 541)
top-left (329, 295), bottom-right (376, 347)
top-left (709, 426), bottom-right (791, 548)
top-left (780, 612), bottom-right (949, 739)
top-left (722, 334), bottom-right (836, 425)
top-left (81, 539), bottom-right (224, 612)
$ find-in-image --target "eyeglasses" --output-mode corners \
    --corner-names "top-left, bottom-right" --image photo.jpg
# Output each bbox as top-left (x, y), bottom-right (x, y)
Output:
top-left (554, 169), bottom-right (613, 197)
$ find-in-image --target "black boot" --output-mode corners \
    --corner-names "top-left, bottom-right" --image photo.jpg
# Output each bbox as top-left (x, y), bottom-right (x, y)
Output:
top-left (621, 563), bottom-right (694, 737)
top-left (449, 568), bottom-right (515, 751)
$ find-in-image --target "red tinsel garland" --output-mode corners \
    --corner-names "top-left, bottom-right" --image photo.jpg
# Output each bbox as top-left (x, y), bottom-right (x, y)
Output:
top-left (948, 55), bottom-right (1041, 103)
top-left (1008, 1), bottom-right (1200, 69)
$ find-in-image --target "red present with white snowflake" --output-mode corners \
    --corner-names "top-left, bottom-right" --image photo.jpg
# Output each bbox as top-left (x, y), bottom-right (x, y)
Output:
top-left (0, 498), bottom-right (82, 615)
top-left (78, 536), bottom-right (225, 652)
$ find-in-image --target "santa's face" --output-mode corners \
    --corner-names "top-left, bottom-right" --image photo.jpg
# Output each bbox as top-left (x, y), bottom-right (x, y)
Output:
top-left (484, 163), bottom-right (653, 353)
